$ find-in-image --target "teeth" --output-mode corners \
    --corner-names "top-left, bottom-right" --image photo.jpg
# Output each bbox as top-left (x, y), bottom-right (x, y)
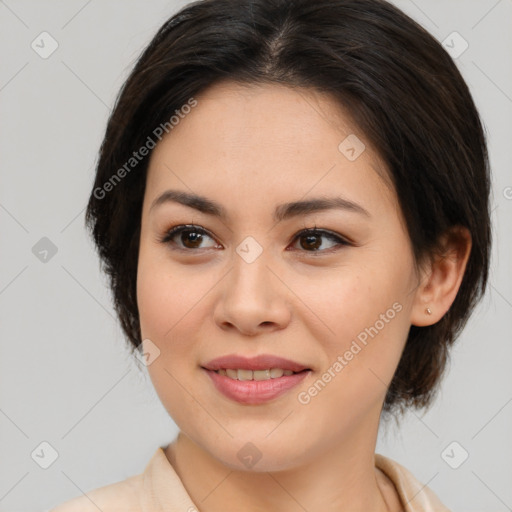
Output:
top-left (215, 368), bottom-right (297, 380)
top-left (237, 369), bottom-right (253, 381)
top-left (254, 369), bottom-right (271, 381)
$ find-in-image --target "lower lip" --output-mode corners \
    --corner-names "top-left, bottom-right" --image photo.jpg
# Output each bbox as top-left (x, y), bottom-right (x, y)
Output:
top-left (203, 368), bottom-right (310, 405)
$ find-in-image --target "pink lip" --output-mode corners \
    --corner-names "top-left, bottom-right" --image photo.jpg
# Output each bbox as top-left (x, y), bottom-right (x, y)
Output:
top-left (203, 368), bottom-right (310, 405)
top-left (202, 354), bottom-right (309, 372)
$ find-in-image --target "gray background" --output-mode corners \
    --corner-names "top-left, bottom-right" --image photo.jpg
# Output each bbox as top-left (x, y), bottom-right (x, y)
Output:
top-left (0, 1), bottom-right (511, 510)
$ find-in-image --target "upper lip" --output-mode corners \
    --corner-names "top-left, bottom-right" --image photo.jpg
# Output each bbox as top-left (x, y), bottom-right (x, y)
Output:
top-left (202, 354), bottom-right (310, 372)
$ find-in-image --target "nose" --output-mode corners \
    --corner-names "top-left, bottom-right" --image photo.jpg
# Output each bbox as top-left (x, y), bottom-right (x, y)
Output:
top-left (213, 249), bottom-right (292, 336)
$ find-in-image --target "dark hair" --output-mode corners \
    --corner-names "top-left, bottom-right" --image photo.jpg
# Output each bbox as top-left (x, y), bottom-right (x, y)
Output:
top-left (85, 0), bottom-right (491, 414)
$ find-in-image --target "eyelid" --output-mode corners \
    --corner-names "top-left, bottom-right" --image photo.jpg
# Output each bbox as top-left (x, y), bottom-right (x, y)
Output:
top-left (292, 227), bottom-right (352, 246)
top-left (159, 224), bottom-right (352, 253)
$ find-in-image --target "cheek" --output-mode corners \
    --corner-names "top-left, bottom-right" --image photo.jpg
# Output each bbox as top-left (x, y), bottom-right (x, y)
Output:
top-left (136, 246), bottom-right (220, 362)
top-left (298, 256), bottom-right (414, 389)
top-left (137, 260), bottom-right (172, 341)
top-left (300, 265), bottom-right (407, 339)
top-left (136, 251), bottom-right (207, 423)
top-left (136, 243), bottom-right (197, 340)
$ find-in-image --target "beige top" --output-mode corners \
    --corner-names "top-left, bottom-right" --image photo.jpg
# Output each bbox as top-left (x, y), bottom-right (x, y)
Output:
top-left (50, 447), bottom-right (450, 511)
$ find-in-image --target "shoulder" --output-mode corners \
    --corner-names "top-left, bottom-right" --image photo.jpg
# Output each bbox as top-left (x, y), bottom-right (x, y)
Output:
top-left (49, 473), bottom-right (143, 512)
top-left (375, 453), bottom-right (451, 512)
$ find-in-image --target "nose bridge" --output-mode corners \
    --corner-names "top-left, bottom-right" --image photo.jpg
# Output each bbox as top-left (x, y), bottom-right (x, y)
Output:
top-left (214, 236), bottom-right (290, 333)
top-left (228, 238), bottom-right (275, 302)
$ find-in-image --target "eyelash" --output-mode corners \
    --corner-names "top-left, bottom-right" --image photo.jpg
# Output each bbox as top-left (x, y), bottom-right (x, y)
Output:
top-left (158, 224), bottom-right (351, 255)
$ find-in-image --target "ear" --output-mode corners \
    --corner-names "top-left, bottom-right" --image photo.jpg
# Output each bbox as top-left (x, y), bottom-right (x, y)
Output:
top-left (410, 226), bottom-right (472, 327)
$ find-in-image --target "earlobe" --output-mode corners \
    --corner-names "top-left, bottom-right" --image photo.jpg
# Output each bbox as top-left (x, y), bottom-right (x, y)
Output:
top-left (410, 227), bottom-right (472, 327)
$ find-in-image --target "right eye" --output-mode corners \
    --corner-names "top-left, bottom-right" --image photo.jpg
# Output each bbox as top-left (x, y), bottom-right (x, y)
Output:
top-left (159, 224), bottom-right (221, 251)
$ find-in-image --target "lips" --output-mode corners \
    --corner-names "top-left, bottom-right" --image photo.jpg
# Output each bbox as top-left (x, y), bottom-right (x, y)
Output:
top-left (203, 367), bottom-right (311, 404)
top-left (202, 354), bottom-right (310, 373)
top-left (202, 354), bottom-right (312, 404)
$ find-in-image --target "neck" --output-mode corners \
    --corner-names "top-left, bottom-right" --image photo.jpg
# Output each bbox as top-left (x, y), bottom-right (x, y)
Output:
top-left (165, 422), bottom-right (399, 512)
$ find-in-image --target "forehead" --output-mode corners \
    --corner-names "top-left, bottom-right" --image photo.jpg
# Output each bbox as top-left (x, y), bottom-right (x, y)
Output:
top-left (163, 80), bottom-right (362, 158)
top-left (145, 81), bottom-right (398, 221)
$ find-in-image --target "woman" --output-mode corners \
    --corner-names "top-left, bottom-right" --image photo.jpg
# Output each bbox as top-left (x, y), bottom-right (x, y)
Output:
top-left (51, 0), bottom-right (491, 510)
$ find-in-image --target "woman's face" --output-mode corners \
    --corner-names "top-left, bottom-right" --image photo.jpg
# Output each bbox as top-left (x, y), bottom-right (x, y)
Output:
top-left (137, 81), bottom-right (420, 471)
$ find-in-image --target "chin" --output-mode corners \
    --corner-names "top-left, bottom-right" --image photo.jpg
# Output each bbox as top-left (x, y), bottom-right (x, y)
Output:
top-left (204, 436), bottom-right (310, 473)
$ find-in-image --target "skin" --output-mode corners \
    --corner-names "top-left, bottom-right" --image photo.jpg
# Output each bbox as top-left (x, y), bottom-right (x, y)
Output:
top-left (136, 81), bottom-right (471, 512)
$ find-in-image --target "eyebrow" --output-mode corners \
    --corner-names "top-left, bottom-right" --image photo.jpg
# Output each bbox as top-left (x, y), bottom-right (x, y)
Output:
top-left (150, 189), bottom-right (370, 221)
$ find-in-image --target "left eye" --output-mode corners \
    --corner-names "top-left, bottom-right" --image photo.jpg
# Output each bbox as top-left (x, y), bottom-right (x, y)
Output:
top-left (290, 229), bottom-right (349, 252)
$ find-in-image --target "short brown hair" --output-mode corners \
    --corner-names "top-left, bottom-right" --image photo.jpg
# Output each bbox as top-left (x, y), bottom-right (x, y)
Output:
top-left (85, 0), bottom-right (491, 414)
